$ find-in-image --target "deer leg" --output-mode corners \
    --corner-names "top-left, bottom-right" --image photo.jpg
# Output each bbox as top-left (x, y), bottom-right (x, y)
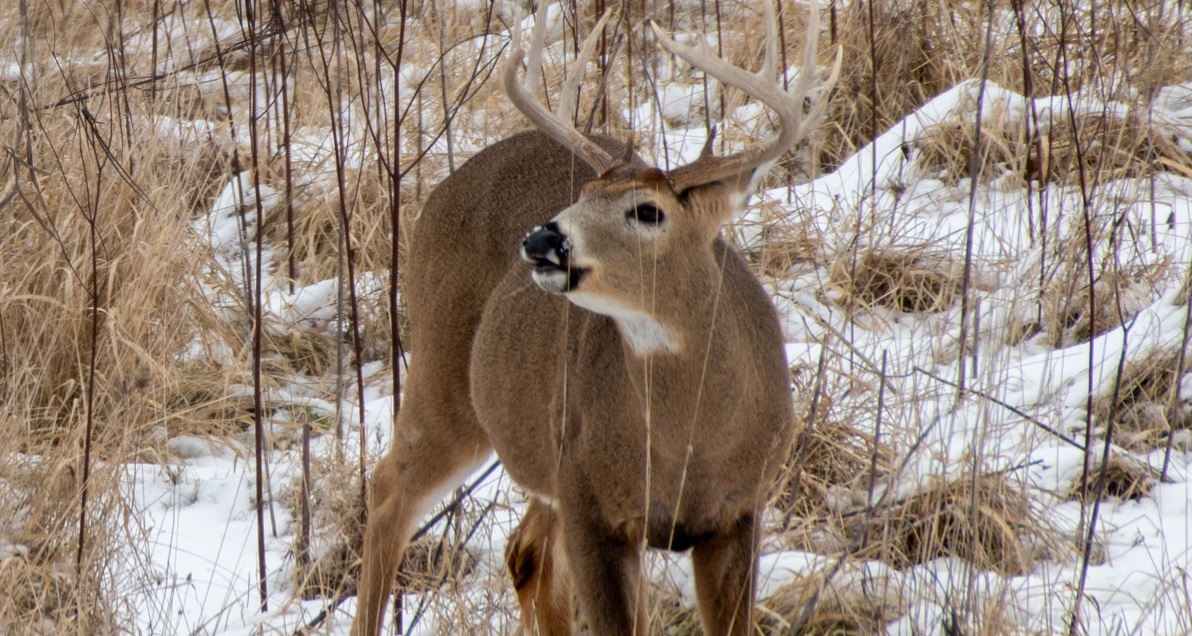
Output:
top-left (350, 386), bottom-right (491, 636)
top-left (506, 498), bottom-right (574, 635)
top-left (691, 514), bottom-right (760, 636)
top-left (561, 512), bottom-right (647, 636)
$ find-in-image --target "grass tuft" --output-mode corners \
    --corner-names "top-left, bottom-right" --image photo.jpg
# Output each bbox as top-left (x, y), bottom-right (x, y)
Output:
top-left (830, 249), bottom-right (963, 314)
top-left (761, 569), bottom-right (905, 635)
top-left (859, 473), bottom-right (1042, 577)
top-left (1092, 349), bottom-right (1192, 451)
top-left (1067, 455), bottom-right (1159, 502)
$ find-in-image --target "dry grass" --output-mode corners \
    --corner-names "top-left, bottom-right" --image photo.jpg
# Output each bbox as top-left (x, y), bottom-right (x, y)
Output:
top-left (913, 108), bottom-right (1192, 187)
top-left (1034, 212), bottom-right (1172, 348)
top-left (816, 0), bottom-right (1192, 172)
top-left (290, 446), bottom-right (365, 600)
top-left (1090, 349), bottom-right (1192, 452)
top-left (761, 570), bottom-right (905, 635)
top-left (856, 473), bottom-right (1044, 577)
top-left (830, 249), bottom-right (964, 314)
top-left (1042, 113), bottom-right (1191, 185)
top-left (646, 587), bottom-right (703, 635)
top-left (737, 199), bottom-right (826, 279)
top-left (913, 106), bottom-right (1030, 185)
top-left (0, 458), bottom-right (121, 633)
top-left (0, 556), bottom-right (75, 634)
top-left (773, 416), bottom-right (893, 525)
top-left (1066, 455), bottom-right (1159, 502)
top-left (819, 0), bottom-right (978, 170)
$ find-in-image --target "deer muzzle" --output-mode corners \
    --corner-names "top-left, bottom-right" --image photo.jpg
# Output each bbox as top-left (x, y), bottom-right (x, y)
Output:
top-left (521, 222), bottom-right (585, 293)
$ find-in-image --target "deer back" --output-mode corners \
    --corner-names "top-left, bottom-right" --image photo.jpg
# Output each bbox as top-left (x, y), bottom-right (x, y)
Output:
top-left (404, 130), bottom-right (624, 364)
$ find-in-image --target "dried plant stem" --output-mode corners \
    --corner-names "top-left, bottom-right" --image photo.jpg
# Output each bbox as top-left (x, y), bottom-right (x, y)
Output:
top-left (387, 1), bottom-right (411, 629)
top-left (1060, 0), bottom-right (1104, 625)
top-left (150, 0), bottom-right (160, 103)
top-left (76, 124), bottom-right (101, 581)
top-left (1070, 322), bottom-right (1133, 635)
top-left (781, 346), bottom-right (829, 529)
top-left (246, 0), bottom-right (270, 611)
top-left (281, 37), bottom-right (297, 293)
top-left (858, 349), bottom-right (888, 554)
top-left (0, 305), bottom-right (8, 392)
top-left (1161, 275), bottom-right (1192, 481)
top-left (275, 23), bottom-right (313, 567)
top-left (955, 0), bottom-right (997, 401)
top-left (436, 3), bottom-right (455, 173)
top-left (387, 0), bottom-right (410, 385)
top-left (310, 0), bottom-right (371, 516)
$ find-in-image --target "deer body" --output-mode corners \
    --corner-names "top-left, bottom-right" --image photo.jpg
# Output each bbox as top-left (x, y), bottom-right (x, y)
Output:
top-left (352, 3), bottom-right (839, 634)
top-left (473, 211), bottom-right (791, 548)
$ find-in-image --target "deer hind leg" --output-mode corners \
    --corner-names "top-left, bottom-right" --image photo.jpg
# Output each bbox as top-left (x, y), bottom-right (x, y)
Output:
top-left (350, 381), bottom-right (492, 636)
top-left (506, 498), bottom-right (574, 635)
top-left (691, 514), bottom-right (760, 636)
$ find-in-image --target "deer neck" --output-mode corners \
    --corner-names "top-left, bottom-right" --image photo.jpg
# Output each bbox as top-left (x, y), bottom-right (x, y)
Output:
top-left (568, 272), bottom-right (719, 360)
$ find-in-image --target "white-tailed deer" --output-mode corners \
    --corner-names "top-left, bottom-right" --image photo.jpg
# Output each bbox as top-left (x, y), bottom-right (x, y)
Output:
top-left (352, 2), bottom-right (839, 634)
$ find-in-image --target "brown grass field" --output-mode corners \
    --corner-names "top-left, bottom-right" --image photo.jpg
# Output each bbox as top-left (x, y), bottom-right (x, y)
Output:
top-left (1, 0), bottom-right (1191, 633)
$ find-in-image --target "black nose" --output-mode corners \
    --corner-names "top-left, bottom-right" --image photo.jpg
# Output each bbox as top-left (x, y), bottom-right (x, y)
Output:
top-left (520, 222), bottom-right (569, 267)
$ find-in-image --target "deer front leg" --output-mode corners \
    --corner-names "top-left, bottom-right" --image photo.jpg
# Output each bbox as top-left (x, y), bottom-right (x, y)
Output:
top-left (691, 514), bottom-right (760, 636)
top-left (351, 392), bottom-right (491, 636)
top-left (506, 498), bottom-right (574, 635)
top-left (561, 509), bottom-right (648, 636)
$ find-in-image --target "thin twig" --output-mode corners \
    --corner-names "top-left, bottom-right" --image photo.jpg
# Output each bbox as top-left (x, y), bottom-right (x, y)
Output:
top-left (956, 0), bottom-right (998, 401)
top-left (246, 0), bottom-right (270, 611)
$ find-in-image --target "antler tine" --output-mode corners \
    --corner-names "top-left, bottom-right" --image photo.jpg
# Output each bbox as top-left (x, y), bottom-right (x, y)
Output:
top-left (503, 5), bottom-right (619, 175)
top-left (761, 0), bottom-right (778, 84)
top-left (652, 0), bottom-right (841, 192)
top-left (523, 0), bottom-right (551, 94)
top-left (559, 9), bottom-right (616, 125)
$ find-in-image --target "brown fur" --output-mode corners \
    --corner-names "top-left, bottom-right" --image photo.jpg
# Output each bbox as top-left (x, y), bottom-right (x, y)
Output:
top-left (351, 130), bottom-right (618, 636)
top-left (350, 127), bottom-right (793, 636)
top-left (506, 499), bottom-right (574, 635)
top-left (351, 1), bottom-right (824, 630)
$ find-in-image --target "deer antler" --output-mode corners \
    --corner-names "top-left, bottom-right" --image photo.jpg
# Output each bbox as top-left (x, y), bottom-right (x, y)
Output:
top-left (652, 0), bottom-right (842, 192)
top-left (504, 5), bottom-right (619, 175)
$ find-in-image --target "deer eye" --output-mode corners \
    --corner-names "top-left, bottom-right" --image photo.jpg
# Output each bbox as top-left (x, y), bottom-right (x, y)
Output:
top-left (626, 203), bottom-right (665, 225)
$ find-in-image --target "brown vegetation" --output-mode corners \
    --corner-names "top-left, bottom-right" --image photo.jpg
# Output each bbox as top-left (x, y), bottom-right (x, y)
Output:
top-left (1091, 348), bottom-right (1192, 452)
top-left (0, 0), bottom-right (1187, 631)
top-left (856, 473), bottom-right (1046, 577)
top-left (830, 249), bottom-right (963, 313)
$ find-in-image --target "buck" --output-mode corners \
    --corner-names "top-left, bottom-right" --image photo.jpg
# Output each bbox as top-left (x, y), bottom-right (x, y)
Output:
top-left (351, 1), bottom-right (839, 634)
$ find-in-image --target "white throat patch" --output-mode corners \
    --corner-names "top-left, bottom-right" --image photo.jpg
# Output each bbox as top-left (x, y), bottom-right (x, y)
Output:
top-left (566, 292), bottom-right (679, 355)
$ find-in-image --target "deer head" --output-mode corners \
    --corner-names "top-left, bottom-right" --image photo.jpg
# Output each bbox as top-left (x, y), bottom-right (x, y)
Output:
top-left (509, 0), bottom-right (840, 355)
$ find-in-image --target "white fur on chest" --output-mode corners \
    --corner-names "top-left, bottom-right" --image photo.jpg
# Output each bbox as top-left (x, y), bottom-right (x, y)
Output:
top-left (567, 292), bottom-right (678, 355)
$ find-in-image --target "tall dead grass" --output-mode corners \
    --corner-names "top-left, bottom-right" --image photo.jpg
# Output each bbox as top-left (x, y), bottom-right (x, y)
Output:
top-left (0, 0), bottom-right (1188, 632)
top-left (816, 0), bottom-right (1191, 172)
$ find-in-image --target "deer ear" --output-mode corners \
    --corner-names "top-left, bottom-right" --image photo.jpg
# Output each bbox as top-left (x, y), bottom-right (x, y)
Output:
top-left (675, 156), bottom-right (768, 208)
top-left (675, 181), bottom-right (745, 243)
top-left (670, 143), bottom-right (775, 201)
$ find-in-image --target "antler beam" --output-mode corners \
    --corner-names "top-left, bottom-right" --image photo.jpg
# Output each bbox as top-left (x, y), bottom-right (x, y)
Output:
top-left (652, 0), bottom-right (842, 192)
top-left (503, 7), bottom-right (619, 175)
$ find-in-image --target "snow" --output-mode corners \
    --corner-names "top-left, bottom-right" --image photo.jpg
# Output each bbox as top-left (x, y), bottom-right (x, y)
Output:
top-left (32, 10), bottom-right (1189, 636)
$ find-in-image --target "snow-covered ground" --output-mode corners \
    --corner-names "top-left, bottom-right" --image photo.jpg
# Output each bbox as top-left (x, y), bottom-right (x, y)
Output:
top-left (20, 3), bottom-right (1180, 633)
